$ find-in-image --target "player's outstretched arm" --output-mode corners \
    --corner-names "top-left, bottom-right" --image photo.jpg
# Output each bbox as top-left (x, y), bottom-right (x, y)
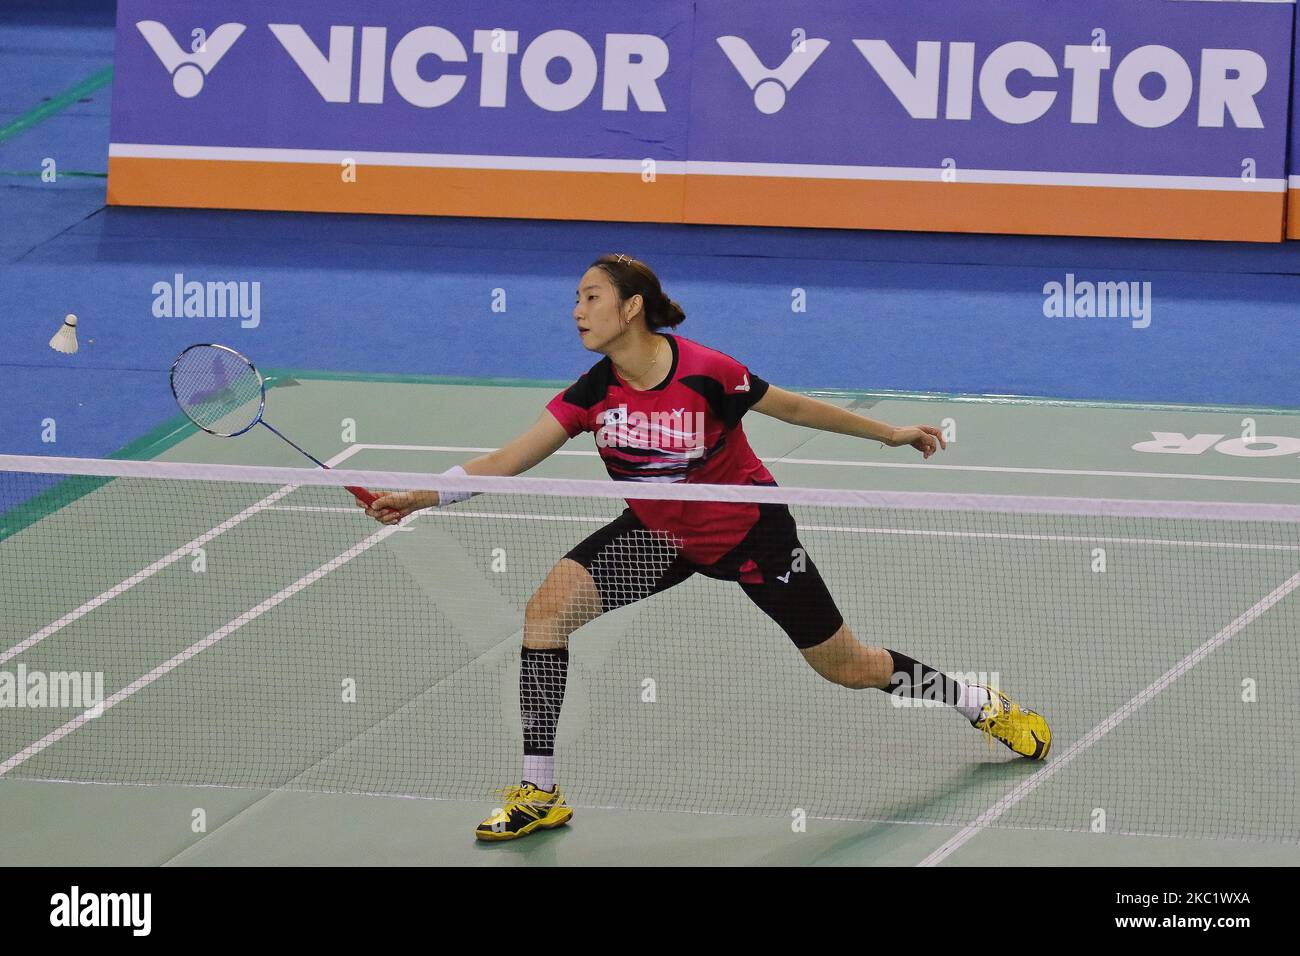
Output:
top-left (463, 411), bottom-right (571, 478)
top-left (361, 412), bottom-right (570, 523)
top-left (752, 385), bottom-right (946, 459)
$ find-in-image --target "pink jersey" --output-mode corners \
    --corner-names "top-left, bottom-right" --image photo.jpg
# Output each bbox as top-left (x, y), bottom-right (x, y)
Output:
top-left (546, 334), bottom-right (774, 563)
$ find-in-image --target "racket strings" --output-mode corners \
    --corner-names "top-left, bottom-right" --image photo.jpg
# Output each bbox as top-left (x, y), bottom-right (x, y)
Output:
top-left (171, 345), bottom-right (264, 436)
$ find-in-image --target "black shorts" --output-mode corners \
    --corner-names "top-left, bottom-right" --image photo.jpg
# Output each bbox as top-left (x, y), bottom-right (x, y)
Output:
top-left (563, 504), bottom-right (844, 649)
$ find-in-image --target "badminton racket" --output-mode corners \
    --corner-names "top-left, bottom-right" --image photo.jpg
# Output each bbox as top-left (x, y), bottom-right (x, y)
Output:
top-left (169, 343), bottom-right (383, 508)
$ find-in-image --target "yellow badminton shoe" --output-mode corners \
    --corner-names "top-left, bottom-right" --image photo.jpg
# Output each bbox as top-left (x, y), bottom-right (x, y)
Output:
top-left (475, 782), bottom-right (573, 841)
top-left (971, 686), bottom-right (1052, 760)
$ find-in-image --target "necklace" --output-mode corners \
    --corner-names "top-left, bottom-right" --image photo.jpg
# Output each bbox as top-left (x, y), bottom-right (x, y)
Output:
top-left (620, 338), bottom-right (665, 388)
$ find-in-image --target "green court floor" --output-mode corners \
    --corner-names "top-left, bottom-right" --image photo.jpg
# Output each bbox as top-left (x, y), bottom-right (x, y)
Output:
top-left (2, 374), bottom-right (1298, 865)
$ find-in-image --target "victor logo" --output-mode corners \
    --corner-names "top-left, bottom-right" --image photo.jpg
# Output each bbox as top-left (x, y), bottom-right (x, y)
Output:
top-left (720, 35), bottom-right (1266, 128)
top-left (716, 35), bottom-right (829, 114)
top-left (129, 20), bottom-right (1269, 130)
top-left (266, 25), bottom-right (667, 110)
top-left (136, 21), bottom-right (246, 98)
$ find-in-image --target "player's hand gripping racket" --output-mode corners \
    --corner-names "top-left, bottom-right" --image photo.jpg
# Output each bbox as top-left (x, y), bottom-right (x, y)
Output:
top-left (169, 344), bottom-right (384, 509)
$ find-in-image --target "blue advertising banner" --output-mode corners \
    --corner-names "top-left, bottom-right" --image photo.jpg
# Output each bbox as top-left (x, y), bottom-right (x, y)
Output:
top-left (108, 0), bottom-right (1296, 240)
top-left (1288, 4), bottom-right (1300, 238)
top-left (684, 0), bottom-right (1293, 237)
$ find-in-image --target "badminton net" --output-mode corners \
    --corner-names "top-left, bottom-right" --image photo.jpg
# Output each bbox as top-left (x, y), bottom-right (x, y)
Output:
top-left (1, 454), bottom-right (1297, 842)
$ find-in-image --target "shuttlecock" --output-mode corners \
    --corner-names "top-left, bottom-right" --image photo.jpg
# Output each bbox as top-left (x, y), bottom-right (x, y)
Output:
top-left (49, 314), bottom-right (79, 354)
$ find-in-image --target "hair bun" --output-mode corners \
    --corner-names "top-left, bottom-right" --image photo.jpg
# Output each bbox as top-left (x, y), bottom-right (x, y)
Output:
top-left (592, 254), bottom-right (686, 329)
top-left (655, 297), bottom-right (686, 329)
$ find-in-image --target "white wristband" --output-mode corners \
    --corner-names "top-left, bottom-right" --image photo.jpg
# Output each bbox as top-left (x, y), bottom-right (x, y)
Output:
top-left (437, 465), bottom-right (473, 506)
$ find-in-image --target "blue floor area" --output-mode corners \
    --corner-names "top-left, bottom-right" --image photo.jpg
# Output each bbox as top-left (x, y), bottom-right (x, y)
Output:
top-left (2, 4), bottom-right (1299, 460)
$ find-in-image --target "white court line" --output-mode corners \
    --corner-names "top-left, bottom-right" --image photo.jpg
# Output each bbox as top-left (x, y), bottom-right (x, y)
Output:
top-left (797, 525), bottom-right (1300, 552)
top-left (917, 569), bottom-right (1300, 867)
top-left (263, 506), bottom-right (1300, 552)
top-left (768, 460), bottom-right (1300, 486)
top-left (0, 446), bottom-right (365, 667)
top-left (268, 505), bottom-right (609, 524)
top-left (0, 522), bottom-right (404, 778)
top-left (348, 443), bottom-right (1300, 487)
top-left (0, 486), bottom-right (301, 667)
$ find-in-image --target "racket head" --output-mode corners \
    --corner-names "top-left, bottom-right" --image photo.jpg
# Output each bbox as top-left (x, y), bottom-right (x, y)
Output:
top-left (169, 343), bottom-right (266, 437)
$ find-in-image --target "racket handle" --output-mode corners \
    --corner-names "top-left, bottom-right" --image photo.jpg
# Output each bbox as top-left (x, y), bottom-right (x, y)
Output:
top-left (346, 485), bottom-right (381, 507)
top-left (346, 485), bottom-right (401, 523)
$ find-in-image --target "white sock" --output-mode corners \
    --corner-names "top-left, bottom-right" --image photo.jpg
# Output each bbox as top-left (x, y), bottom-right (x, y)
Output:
top-left (523, 755), bottom-right (556, 791)
top-left (956, 683), bottom-right (991, 723)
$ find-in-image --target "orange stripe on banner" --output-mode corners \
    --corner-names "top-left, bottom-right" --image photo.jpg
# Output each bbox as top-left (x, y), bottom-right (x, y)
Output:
top-left (685, 176), bottom-right (1285, 242)
top-left (108, 157), bottom-right (1283, 241)
top-left (107, 158), bottom-right (686, 222)
top-left (1287, 188), bottom-right (1300, 240)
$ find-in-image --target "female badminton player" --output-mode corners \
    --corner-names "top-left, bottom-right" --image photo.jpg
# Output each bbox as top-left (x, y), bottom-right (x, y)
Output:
top-left (362, 254), bottom-right (1052, 841)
